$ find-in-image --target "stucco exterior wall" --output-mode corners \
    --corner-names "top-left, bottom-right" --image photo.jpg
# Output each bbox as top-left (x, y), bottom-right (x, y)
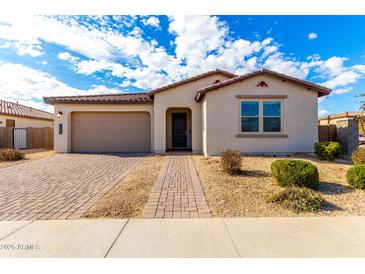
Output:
top-left (53, 103), bottom-right (154, 153)
top-left (203, 74), bottom-right (319, 156)
top-left (319, 117), bottom-right (355, 126)
top-left (153, 74), bottom-right (231, 153)
top-left (0, 114), bottom-right (53, 128)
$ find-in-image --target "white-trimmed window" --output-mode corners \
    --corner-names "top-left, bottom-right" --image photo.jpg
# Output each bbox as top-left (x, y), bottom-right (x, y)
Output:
top-left (240, 100), bottom-right (282, 133)
top-left (240, 101), bottom-right (259, 132)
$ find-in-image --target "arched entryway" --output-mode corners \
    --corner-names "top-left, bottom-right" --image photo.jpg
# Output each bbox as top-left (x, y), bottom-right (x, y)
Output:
top-left (166, 108), bottom-right (192, 151)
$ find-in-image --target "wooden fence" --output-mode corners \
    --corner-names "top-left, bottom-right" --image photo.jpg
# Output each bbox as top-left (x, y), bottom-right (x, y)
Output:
top-left (0, 127), bottom-right (53, 149)
top-left (318, 125), bottom-right (337, 142)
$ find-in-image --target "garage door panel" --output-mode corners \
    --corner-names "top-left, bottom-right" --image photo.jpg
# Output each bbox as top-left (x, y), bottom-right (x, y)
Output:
top-left (71, 112), bottom-right (151, 152)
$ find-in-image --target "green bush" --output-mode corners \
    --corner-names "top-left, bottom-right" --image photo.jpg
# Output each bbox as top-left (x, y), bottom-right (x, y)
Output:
top-left (268, 187), bottom-right (324, 212)
top-left (346, 164), bottom-right (365, 189)
top-left (221, 149), bottom-right (242, 175)
top-left (314, 141), bottom-right (342, 161)
top-left (271, 159), bottom-right (319, 190)
top-left (0, 149), bottom-right (25, 162)
top-left (351, 148), bottom-right (365, 165)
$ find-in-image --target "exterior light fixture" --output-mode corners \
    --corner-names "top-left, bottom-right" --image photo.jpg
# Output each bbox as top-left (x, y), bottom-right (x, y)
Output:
top-left (57, 111), bottom-right (63, 118)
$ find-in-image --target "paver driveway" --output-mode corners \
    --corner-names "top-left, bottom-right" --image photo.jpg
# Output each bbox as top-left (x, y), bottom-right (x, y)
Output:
top-left (0, 153), bottom-right (143, 221)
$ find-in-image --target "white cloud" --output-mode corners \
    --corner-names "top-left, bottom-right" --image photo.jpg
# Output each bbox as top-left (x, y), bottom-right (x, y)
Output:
top-left (57, 51), bottom-right (79, 63)
top-left (332, 87), bottom-right (353, 95)
top-left (353, 65), bottom-right (365, 74)
top-left (13, 43), bottom-right (43, 57)
top-left (0, 16), bottom-right (116, 60)
top-left (320, 56), bottom-right (348, 77)
top-left (2, 15), bottom-right (365, 98)
top-left (1, 41), bottom-right (42, 57)
top-left (0, 62), bottom-right (123, 111)
top-left (308, 33), bottom-right (318, 40)
top-left (142, 16), bottom-right (160, 28)
top-left (319, 109), bottom-right (329, 116)
top-left (263, 52), bottom-right (310, 79)
top-left (323, 70), bottom-right (361, 89)
top-left (88, 85), bottom-right (125, 94)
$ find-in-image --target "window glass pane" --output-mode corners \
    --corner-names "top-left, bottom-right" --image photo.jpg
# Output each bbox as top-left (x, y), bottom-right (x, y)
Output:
top-left (241, 117), bottom-right (259, 132)
top-left (263, 101), bottom-right (281, 116)
top-left (263, 117), bottom-right (281, 132)
top-left (241, 101), bottom-right (259, 116)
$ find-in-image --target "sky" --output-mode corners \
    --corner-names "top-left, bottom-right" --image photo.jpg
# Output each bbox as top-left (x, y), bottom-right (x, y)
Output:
top-left (0, 15), bottom-right (364, 116)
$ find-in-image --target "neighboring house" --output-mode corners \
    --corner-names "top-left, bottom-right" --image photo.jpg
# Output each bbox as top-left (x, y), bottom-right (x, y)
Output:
top-left (319, 111), bottom-right (363, 126)
top-left (44, 68), bottom-right (330, 156)
top-left (0, 100), bottom-right (54, 128)
top-left (319, 111), bottom-right (365, 139)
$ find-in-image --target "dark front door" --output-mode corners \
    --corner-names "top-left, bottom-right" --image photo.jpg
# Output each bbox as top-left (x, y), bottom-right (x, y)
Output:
top-left (172, 113), bottom-right (187, 148)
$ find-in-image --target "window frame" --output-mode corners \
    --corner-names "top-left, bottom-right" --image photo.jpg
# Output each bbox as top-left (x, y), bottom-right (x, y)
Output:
top-left (263, 100), bottom-right (282, 133)
top-left (240, 100), bottom-right (260, 133)
top-left (239, 99), bottom-right (284, 134)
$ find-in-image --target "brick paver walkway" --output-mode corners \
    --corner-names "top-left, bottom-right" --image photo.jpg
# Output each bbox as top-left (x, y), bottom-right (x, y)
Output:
top-left (144, 155), bottom-right (212, 218)
top-left (0, 154), bottom-right (143, 221)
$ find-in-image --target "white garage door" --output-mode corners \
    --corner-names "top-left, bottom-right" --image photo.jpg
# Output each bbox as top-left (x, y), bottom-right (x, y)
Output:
top-left (71, 112), bottom-right (151, 152)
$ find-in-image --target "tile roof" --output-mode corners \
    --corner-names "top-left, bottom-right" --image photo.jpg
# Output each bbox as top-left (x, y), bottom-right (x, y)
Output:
top-left (44, 92), bottom-right (153, 105)
top-left (149, 69), bottom-right (237, 95)
top-left (195, 68), bottom-right (331, 101)
top-left (0, 100), bottom-right (54, 121)
top-left (319, 111), bottom-right (363, 120)
top-left (44, 69), bottom-right (236, 105)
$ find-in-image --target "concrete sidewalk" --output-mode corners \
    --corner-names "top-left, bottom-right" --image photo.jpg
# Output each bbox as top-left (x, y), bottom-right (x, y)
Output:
top-left (0, 217), bottom-right (364, 257)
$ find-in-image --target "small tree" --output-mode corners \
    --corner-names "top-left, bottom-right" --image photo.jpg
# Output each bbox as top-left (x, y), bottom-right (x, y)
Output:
top-left (356, 93), bottom-right (365, 136)
top-left (359, 93), bottom-right (365, 112)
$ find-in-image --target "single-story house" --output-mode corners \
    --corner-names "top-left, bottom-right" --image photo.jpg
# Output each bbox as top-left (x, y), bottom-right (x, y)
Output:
top-left (319, 111), bottom-right (364, 138)
top-left (0, 100), bottom-right (54, 128)
top-left (44, 68), bottom-right (330, 156)
top-left (319, 111), bottom-right (363, 126)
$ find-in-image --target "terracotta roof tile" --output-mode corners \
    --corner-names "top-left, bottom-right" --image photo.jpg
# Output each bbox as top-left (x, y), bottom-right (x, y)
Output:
top-left (150, 69), bottom-right (236, 94)
top-left (44, 92), bottom-right (153, 105)
top-left (319, 111), bottom-right (363, 120)
top-left (0, 100), bottom-right (54, 121)
top-left (195, 68), bottom-right (331, 101)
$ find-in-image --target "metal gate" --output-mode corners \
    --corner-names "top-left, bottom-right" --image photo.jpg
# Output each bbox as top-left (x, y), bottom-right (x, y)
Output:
top-left (13, 128), bottom-right (27, 149)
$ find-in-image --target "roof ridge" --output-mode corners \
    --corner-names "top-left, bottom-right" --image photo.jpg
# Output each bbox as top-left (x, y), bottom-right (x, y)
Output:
top-left (195, 68), bottom-right (331, 101)
top-left (150, 69), bottom-right (236, 94)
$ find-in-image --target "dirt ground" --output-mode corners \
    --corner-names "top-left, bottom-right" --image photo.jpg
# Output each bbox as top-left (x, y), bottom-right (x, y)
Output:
top-left (83, 155), bottom-right (165, 219)
top-left (193, 155), bottom-right (365, 217)
top-left (0, 149), bottom-right (55, 169)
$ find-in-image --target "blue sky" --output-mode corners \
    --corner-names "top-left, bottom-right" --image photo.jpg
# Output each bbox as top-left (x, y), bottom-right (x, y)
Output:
top-left (0, 15), bottom-right (364, 115)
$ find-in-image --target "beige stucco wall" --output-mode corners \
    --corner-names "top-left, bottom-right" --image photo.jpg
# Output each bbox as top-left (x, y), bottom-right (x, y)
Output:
top-left (202, 74), bottom-right (319, 156)
top-left (319, 117), bottom-right (355, 126)
top-left (0, 114), bottom-right (53, 128)
top-left (53, 103), bottom-right (154, 153)
top-left (153, 74), bottom-right (231, 153)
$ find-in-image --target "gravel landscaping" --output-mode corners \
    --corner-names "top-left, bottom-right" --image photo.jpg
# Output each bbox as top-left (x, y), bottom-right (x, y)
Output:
top-left (0, 149), bottom-right (55, 169)
top-left (193, 155), bottom-right (365, 217)
top-left (83, 155), bottom-right (165, 218)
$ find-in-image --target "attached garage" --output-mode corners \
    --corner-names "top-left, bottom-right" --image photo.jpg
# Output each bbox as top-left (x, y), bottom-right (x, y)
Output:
top-left (71, 112), bottom-right (151, 152)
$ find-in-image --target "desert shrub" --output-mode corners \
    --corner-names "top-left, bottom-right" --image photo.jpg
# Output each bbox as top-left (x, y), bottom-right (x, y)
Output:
top-left (268, 187), bottom-right (324, 212)
top-left (346, 164), bottom-right (365, 189)
top-left (221, 149), bottom-right (242, 175)
top-left (351, 148), bottom-right (365, 164)
top-left (314, 141), bottom-right (342, 161)
top-left (271, 159), bottom-right (319, 190)
top-left (0, 149), bottom-right (25, 162)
